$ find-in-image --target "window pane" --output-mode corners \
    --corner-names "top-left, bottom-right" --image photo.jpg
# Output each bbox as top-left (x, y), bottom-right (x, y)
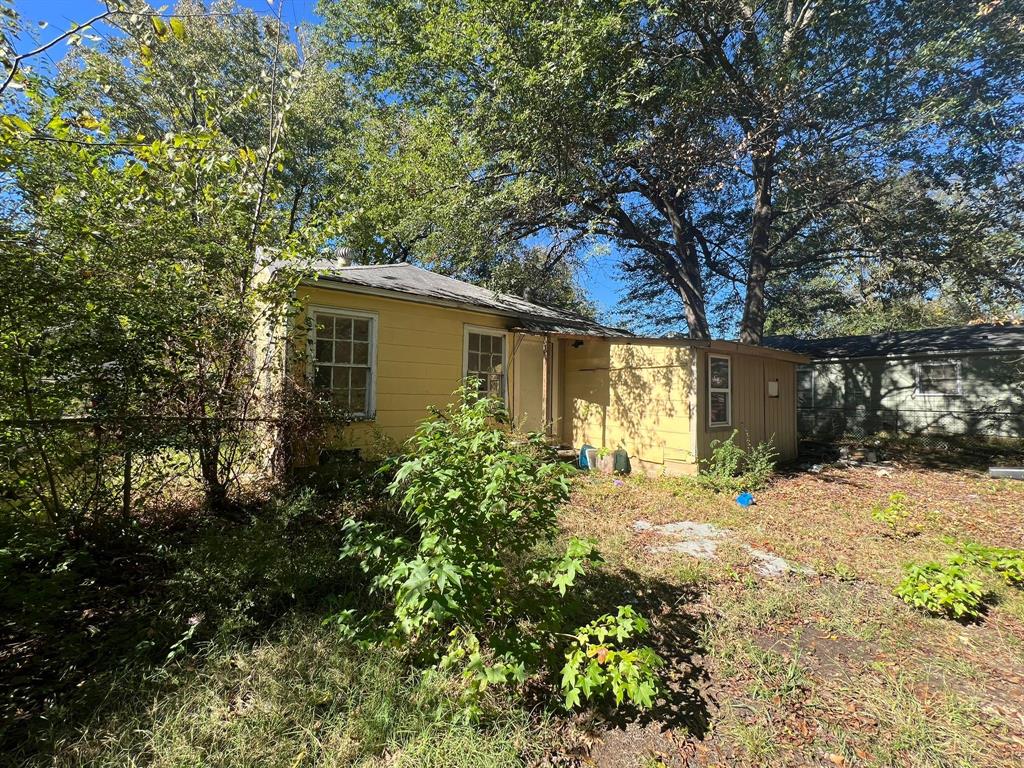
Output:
top-left (468, 352), bottom-right (480, 372)
top-left (350, 367), bottom-right (368, 390)
top-left (332, 367), bottom-right (349, 392)
top-left (352, 341), bottom-right (369, 365)
top-left (353, 319), bottom-right (370, 341)
top-left (314, 365), bottom-right (330, 390)
top-left (488, 374), bottom-right (502, 397)
top-left (797, 370), bottom-right (813, 407)
top-left (491, 336), bottom-right (504, 355)
top-left (710, 392), bottom-right (729, 424)
top-left (335, 340), bottom-right (352, 364)
top-left (710, 358), bottom-right (730, 389)
top-left (468, 333), bottom-right (480, 352)
top-left (350, 389), bottom-right (366, 413)
top-left (315, 339), bottom-right (333, 364)
top-left (335, 317), bottom-right (352, 340)
top-left (921, 364), bottom-right (958, 394)
top-left (316, 317), bottom-right (332, 338)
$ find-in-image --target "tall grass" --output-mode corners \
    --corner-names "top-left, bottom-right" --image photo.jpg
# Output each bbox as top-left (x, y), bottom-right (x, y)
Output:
top-left (34, 619), bottom-right (548, 768)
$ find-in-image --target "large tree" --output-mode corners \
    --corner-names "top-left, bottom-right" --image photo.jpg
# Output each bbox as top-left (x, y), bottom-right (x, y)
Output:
top-left (0, 0), bottom-right (343, 520)
top-left (320, 0), bottom-right (1024, 341)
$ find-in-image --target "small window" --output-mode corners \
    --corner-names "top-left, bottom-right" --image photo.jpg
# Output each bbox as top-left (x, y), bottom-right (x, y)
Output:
top-left (917, 360), bottom-right (961, 397)
top-left (313, 310), bottom-right (376, 416)
top-left (464, 328), bottom-right (506, 402)
top-left (797, 368), bottom-right (815, 408)
top-left (708, 354), bottom-right (731, 427)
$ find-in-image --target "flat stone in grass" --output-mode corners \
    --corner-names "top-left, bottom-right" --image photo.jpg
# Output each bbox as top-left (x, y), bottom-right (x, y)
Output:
top-left (632, 518), bottom-right (813, 577)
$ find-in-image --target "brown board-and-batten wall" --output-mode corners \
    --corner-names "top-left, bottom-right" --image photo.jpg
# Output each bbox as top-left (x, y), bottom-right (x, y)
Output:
top-left (693, 346), bottom-right (800, 463)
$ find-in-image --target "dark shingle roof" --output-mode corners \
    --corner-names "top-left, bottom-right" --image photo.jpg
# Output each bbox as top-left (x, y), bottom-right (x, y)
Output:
top-left (310, 263), bottom-right (632, 338)
top-left (763, 324), bottom-right (1024, 360)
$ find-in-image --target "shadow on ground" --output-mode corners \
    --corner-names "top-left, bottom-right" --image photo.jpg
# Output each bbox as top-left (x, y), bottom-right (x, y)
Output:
top-left (567, 566), bottom-right (714, 741)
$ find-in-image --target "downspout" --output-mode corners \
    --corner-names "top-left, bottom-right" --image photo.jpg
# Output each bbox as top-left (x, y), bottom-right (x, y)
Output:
top-left (690, 349), bottom-right (699, 465)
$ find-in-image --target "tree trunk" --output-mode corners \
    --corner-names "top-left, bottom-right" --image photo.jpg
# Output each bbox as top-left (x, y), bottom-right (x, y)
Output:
top-left (198, 437), bottom-right (229, 510)
top-left (740, 154), bottom-right (775, 344)
top-left (673, 240), bottom-right (711, 339)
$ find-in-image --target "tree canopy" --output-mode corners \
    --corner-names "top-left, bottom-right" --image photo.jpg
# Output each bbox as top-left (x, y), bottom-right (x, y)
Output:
top-left (319, 0), bottom-right (1024, 339)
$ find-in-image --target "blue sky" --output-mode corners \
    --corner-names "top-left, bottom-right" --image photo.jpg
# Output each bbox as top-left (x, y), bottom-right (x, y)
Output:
top-left (17, 0), bottom-right (628, 318)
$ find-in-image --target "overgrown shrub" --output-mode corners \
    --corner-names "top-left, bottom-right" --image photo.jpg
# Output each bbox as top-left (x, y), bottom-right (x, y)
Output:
top-left (894, 561), bottom-right (986, 620)
top-left (870, 492), bottom-right (912, 537)
top-left (959, 542), bottom-right (1024, 586)
top-left (338, 388), bottom-right (662, 712)
top-left (697, 430), bottom-right (777, 493)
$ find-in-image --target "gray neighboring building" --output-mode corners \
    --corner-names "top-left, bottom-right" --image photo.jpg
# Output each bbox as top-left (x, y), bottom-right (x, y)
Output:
top-left (764, 324), bottom-right (1024, 439)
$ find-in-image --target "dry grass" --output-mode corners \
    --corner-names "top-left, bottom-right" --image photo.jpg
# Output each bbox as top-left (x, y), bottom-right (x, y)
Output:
top-left (562, 465), bottom-right (1024, 767)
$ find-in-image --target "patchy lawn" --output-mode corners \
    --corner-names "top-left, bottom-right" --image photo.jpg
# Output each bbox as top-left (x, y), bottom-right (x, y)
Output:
top-left (560, 464), bottom-right (1024, 768)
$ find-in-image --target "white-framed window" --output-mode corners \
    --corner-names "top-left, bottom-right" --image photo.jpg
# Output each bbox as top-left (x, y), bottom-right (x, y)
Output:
top-left (796, 367), bottom-right (815, 408)
top-left (464, 326), bottom-right (507, 402)
top-left (312, 308), bottom-right (377, 417)
top-left (916, 360), bottom-right (962, 397)
top-left (708, 354), bottom-right (732, 428)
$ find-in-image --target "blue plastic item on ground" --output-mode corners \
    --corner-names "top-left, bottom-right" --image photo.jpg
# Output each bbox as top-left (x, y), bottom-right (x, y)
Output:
top-left (578, 444), bottom-right (595, 469)
top-left (736, 492), bottom-right (755, 508)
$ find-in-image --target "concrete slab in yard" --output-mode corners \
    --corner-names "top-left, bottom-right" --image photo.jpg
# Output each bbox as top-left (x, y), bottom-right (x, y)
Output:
top-left (633, 518), bottom-right (813, 577)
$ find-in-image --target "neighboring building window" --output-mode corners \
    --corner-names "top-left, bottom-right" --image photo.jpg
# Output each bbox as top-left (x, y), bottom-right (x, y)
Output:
top-left (464, 328), bottom-right (506, 401)
top-left (797, 367), bottom-right (815, 408)
top-left (708, 354), bottom-right (731, 427)
top-left (916, 360), bottom-right (961, 397)
top-left (313, 310), bottom-right (376, 416)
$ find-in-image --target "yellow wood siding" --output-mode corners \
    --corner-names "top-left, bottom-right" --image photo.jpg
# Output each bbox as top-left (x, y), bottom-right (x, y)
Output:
top-left (695, 349), bottom-right (799, 462)
top-left (294, 285), bottom-right (545, 457)
top-left (562, 340), bottom-right (695, 475)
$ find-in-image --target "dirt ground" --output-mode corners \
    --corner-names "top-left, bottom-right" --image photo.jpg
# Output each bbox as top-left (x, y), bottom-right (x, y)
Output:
top-left (558, 460), bottom-right (1024, 768)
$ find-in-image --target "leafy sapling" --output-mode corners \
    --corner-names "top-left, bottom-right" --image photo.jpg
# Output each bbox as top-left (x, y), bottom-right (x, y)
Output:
top-left (561, 605), bottom-right (663, 710)
top-left (338, 387), bottom-right (662, 712)
top-left (871, 492), bottom-right (912, 537)
top-left (959, 542), bottom-right (1024, 586)
top-left (894, 560), bottom-right (986, 620)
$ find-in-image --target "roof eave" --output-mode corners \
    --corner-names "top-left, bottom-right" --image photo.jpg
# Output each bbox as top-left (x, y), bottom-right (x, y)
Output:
top-left (304, 276), bottom-right (629, 337)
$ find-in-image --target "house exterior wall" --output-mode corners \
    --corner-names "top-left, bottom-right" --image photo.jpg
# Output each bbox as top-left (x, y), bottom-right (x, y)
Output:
top-left (798, 350), bottom-right (1024, 438)
top-left (294, 284), bottom-right (546, 457)
top-left (694, 348), bottom-right (800, 463)
top-left (561, 340), bottom-right (696, 475)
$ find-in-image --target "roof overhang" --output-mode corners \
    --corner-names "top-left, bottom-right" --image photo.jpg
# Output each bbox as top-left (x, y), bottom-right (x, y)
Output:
top-left (525, 331), bottom-right (810, 363)
top-left (799, 346), bottom-right (1024, 364)
top-left (302, 276), bottom-right (632, 338)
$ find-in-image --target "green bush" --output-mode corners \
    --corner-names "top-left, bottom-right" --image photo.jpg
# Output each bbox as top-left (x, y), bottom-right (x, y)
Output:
top-left (959, 542), bottom-right (1024, 586)
top-left (339, 388), bottom-right (662, 712)
top-left (697, 430), bottom-right (777, 493)
top-left (871, 491), bottom-right (912, 536)
top-left (894, 561), bottom-right (986, 619)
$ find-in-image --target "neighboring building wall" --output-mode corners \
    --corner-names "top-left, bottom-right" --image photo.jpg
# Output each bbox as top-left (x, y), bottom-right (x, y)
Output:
top-left (294, 284), bottom-right (547, 457)
top-left (693, 348), bottom-right (800, 463)
top-left (798, 350), bottom-right (1024, 438)
top-left (561, 340), bottom-right (696, 475)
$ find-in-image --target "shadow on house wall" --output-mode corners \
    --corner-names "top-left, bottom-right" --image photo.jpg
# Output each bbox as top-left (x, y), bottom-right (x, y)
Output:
top-left (802, 351), bottom-right (1024, 439)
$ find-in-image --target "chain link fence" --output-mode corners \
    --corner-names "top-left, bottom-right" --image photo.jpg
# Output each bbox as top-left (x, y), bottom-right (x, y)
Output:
top-left (798, 407), bottom-right (1024, 450)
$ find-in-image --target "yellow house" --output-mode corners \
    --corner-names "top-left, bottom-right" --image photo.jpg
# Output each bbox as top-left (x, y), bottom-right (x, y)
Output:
top-left (281, 262), bottom-right (808, 475)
